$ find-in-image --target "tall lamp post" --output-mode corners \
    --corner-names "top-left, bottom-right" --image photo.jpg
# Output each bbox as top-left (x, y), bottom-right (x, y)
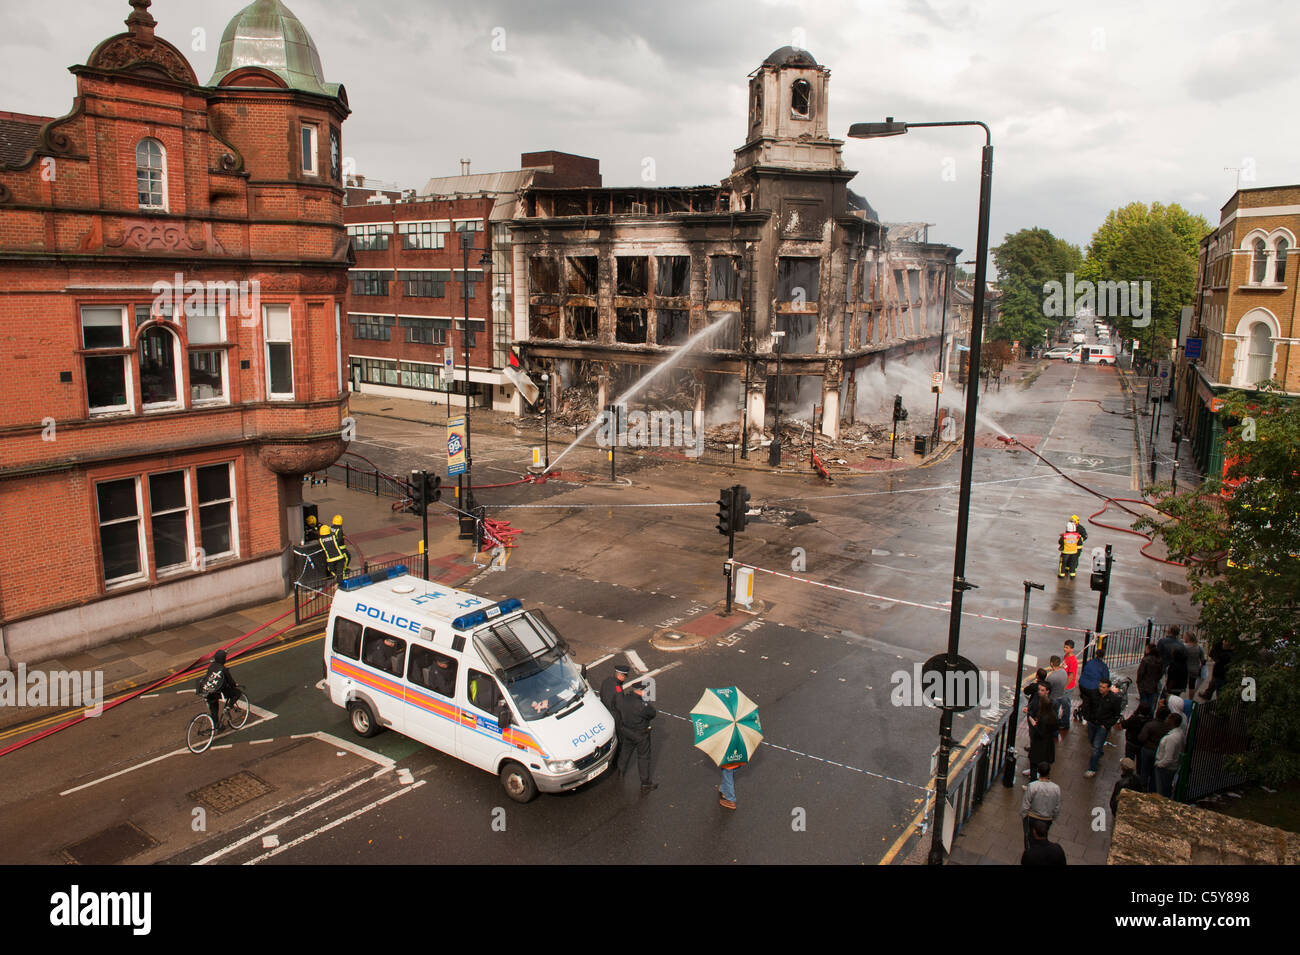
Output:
top-left (540, 372), bottom-right (551, 469)
top-left (460, 229), bottom-right (493, 516)
top-left (769, 328), bottom-right (786, 467)
top-left (932, 260), bottom-right (952, 443)
top-left (850, 117), bottom-right (994, 866)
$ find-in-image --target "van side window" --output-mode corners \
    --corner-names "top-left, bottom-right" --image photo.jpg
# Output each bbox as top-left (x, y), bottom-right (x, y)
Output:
top-left (467, 669), bottom-right (501, 715)
top-left (332, 617), bottom-right (362, 659)
top-left (361, 628), bottom-right (406, 677)
top-left (409, 646), bottom-right (458, 698)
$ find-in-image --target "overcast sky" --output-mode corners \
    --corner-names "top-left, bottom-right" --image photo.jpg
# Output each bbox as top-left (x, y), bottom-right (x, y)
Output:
top-left (4, 0), bottom-right (1297, 265)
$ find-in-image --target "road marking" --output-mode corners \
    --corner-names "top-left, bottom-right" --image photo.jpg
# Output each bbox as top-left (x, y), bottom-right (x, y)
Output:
top-left (244, 780), bottom-right (428, 864)
top-left (60, 748), bottom-right (188, 796)
top-left (625, 650), bottom-right (647, 673)
top-left (291, 731), bottom-right (396, 770)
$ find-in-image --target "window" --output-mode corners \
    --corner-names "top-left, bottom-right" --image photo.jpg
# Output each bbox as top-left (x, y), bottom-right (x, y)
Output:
top-left (1252, 238), bottom-right (1268, 284)
top-left (1275, 238), bottom-right (1288, 284)
top-left (398, 220), bottom-right (450, 250)
top-left (361, 628), bottom-right (406, 677)
top-left (408, 646), bottom-right (459, 697)
top-left (264, 305), bottom-right (293, 399)
top-left (149, 470), bottom-right (190, 571)
top-left (81, 306), bottom-right (132, 414)
top-left (402, 318), bottom-right (450, 345)
top-left (402, 270), bottom-right (448, 298)
top-left (655, 256), bottom-right (691, 297)
top-left (466, 669), bottom-right (502, 715)
top-left (301, 124), bottom-right (318, 175)
top-left (529, 304), bottom-right (559, 339)
top-left (454, 269), bottom-right (483, 299)
top-left (455, 219), bottom-right (484, 250)
top-left (566, 256), bottom-right (598, 295)
top-left (139, 326), bottom-right (181, 407)
top-left (791, 79), bottom-right (811, 118)
top-left (569, 305), bottom-right (597, 340)
top-left (615, 308), bottom-right (647, 344)
top-left (359, 358), bottom-right (398, 385)
top-left (656, 309), bottom-right (690, 346)
top-left (456, 318), bottom-right (482, 349)
top-left (400, 362), bottom-right (439, 390)
top-left (529, 256), bottom-right (560, 294)
top-left (616, 257), bottom-right (649, 296)
top-left (708, 257), bottom-right (741, 300)
top-left (347, 223), bottom-right (391, 251)
top-left (332, 617), bottom-right (362, 659)
top-left (97, 478), bottom-right (144, 584)
top-left (777, 258), bottom-right (820, 302)
top-left (1246, 321), bottom-right (1274, 385)
top-left (136, 139), bottom-right (165, 209)
top-left (178, 302), bottom-right (227, 404)
top-left (351, 271), bottom-right (391, 296)
top-left (350, 314), bottom-right (394, 341)
top-left (197, 463), bottom-right (236, 559)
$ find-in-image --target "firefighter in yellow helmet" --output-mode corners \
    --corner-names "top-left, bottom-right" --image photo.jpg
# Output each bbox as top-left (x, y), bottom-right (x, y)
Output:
top-left (304, 513), bottom-right (318, 543)
top-left (319, 524), bottom-right (347, 582)
top-left (330, 514), bottom-right (349, 575)
top-left (1058, 514), bottom-right (1088, 578)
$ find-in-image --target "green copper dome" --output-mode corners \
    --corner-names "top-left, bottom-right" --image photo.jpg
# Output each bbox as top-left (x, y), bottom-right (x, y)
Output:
top-left (208, 0), bottom-right (340, 98)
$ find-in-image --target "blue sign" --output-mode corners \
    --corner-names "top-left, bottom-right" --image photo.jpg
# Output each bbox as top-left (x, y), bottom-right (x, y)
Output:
top-left (1185, 338), bottom-right (1203, 360)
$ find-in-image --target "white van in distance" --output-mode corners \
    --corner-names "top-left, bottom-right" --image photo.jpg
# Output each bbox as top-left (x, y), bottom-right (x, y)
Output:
top-left (1066, 343), bottom-right (1117, 365)
top-left (323, 566), bottom-right (616, 802)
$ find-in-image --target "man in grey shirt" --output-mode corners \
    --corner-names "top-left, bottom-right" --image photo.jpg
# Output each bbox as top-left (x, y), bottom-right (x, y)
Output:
top-left (1046, 655), bottom-right (1069, 733)
top-left (1022, 763), bottom-right (1062, 850)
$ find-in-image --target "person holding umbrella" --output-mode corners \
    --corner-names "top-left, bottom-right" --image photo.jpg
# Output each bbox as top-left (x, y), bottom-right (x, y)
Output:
top-left (691, 686), bottom-right (762, 811)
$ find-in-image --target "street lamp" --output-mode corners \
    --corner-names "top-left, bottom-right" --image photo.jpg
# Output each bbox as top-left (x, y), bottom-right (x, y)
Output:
top-left (769, 328), bottom-right (786, 467)
top-left (459, 229), bottom-right (493, 517)
top-left (850, 116), bottom-right (994, 866)
top-left (540, 372), bottom-right (551, 469)
top-left (932, 260), bottom-right (952, 444)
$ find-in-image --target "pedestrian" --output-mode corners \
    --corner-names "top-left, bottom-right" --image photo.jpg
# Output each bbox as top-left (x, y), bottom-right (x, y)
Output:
top-left (1120, 702), bottom-right (1153, 762)
top-left (1184, 634), bottom-right (1206, 697)
top-left (1022, 667), bottom-right (1049, 719)
top-left (1166, 642), bottom-right (1189, 698)
top-left (1078, 647), bottom-right (1109, 724)
top-left (1062, 640), bottom-right (1079, 727)
top-left (1021, 763), bottom-right (1061, 850)
top-left (1158, 625), bottom-right (1182, 677)
top-left (1020, 818), bottom-right (1067, 866)
top-left (718, 761), bottom-right (742, 810)
top-left (1026, 684), bottom-right (1057, 780)
top-left (1110, 757), bottom-right (1147, 819)
top-left (1137, 702), bottom-right (1171, 792)
top-left (601, 664), bottom-right (630, 759)
top-left (1136, 643), bottom-right (1161, 713)
top-left (616, 682), bottom-right (658, 793)
top-left (1208, 637), bottom-right (1233, 699)
top-left (1084, 677), bottom-right (1123, 777)
top-left (1046, 655), bottom-right (1069, 736)
top-left (1154, 713), bottom-right (1185, 798)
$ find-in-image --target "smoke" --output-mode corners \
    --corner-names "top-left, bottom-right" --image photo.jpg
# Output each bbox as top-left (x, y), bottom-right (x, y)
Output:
top-left (704, 375), bottom-right (741, 429)
top-left (851, 353), bottom-right (940, 422)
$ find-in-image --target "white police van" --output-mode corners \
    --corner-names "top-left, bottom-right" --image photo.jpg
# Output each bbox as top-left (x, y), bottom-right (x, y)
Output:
top-left (323, 566), bottom-right (615, 802)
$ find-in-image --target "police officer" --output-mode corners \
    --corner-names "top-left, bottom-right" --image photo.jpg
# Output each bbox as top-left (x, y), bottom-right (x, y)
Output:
top-left (320, 524), bottom-right (347, 582)
top-left (1058, 515), bottom-right (1087, 578)
top-left (617, 682), bottom-right (658, 793)
top-left (601, 664), bottom-right (630, 761)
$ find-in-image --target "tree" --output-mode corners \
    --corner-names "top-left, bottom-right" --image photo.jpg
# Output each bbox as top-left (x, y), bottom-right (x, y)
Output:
top-left (991, 227), bottom-right (1082, 344)
top-left (1137, 387), bottom-right (1300, 784)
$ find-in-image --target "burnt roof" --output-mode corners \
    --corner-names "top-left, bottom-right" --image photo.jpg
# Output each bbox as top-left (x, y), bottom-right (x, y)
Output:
top-left (763, 46), bottom-right (819, 68)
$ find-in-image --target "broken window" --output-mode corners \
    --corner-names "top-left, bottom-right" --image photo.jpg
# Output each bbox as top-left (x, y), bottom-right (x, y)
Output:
top-left (777, 313), bottom-right (817, 353)
top-left (615, 308), bottom-right (647, 344)
top-left (566, 256), bottom-right (598, 295)
top-left (529, 304), bottom-right (559, 339)
top-left (616, 257), bottom-right (649, 296)
top-left (656, 310), bottom-right (690, 346)
top-left (776, 257), bottom-right (820, 302)
top-left (707, 313), bottom-right (741, 351)
top-left (708, 256), bottom-right (741, 300)
top-left (791, 79), bottom-right (811, 118)
top-left (893, 269), bottom-right (906, 303)
top-left (568, 306), bottom-right (597, 341)
top-left (529, 256), bottom-right (560, 294)
top-left (908, 270), bottom-right (921, 303)
top-left (655, 256), bottom-right (691, 298)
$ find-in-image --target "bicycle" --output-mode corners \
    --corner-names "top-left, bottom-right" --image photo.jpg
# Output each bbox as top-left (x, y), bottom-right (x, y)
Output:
top-left (186, 685), bottom-right (250, 754)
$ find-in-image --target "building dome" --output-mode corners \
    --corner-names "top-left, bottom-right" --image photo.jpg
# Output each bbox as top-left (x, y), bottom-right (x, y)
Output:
top-left (208, 0), bottom-right (340, 98)
top-left (762, 46), bottom-right (819, 69)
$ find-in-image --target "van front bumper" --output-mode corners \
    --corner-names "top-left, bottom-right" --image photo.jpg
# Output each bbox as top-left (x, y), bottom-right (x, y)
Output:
top-left (534, 738), bottom-right (615, 793)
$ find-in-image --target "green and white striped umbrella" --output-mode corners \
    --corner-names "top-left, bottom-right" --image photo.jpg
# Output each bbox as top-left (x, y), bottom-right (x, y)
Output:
top-left (690, 686), bottom-right (763, 766)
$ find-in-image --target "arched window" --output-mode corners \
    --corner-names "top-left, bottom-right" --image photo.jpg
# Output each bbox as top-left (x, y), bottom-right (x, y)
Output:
top-left (1246, 322), bottom-right (1273, 386)
top-left (1251, 238), bottom-right (1268, 284)
top-left (139, 325), bottom-right (181, 406)
top-left (1274, 237), bottom-right (1288, 284)
top-left (791, 79), bottom-right (811, 118)
top-left (136, 138), bottom-right (166, 209)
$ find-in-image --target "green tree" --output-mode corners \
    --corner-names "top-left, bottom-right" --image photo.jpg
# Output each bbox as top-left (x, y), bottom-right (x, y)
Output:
top-left (1138, 387), bottom-right (1300, 784)
top-left (991, 227), bottom-right (1082, 344)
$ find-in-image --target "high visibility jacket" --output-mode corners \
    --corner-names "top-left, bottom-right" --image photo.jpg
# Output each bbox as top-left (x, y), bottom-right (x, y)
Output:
top-left (1059, 531), bottom-right (1082, 555)
top-left (320, 533), bottom-right (345, 566)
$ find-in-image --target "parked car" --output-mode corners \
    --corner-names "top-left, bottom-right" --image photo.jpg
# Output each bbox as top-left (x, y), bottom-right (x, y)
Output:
top-left (1044, 346), bottom-right (1075, 360)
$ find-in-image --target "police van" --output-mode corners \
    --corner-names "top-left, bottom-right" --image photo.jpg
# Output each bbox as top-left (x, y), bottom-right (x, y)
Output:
top-left (323, 566), bottom-right (615, 802)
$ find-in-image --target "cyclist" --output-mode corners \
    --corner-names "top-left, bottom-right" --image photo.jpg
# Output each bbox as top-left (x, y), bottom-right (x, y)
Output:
top-left (199, 649), bottom-right (239, 728)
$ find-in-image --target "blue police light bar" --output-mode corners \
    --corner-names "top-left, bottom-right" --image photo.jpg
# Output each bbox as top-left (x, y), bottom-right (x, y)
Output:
top-left (452, 597), bottom-right (523, 631)
top-left (338, 565), bottom-right (409, 592)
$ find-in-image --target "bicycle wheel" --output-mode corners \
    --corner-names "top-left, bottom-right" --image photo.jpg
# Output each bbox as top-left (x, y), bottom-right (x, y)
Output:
top-left (187, 713), bottom-right (216, 754)
top-left (227, 691), bottom-right (250, 729)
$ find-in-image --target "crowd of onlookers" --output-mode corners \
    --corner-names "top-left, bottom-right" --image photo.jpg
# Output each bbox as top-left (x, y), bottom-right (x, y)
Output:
top-left (1019, 627), bottom-right (1233, 865)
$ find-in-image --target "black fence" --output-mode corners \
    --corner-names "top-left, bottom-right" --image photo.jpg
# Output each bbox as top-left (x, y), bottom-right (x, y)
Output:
top-left (293, 548), bottom-right (428, 625)
top-left (1177, 695), bottom-right (1251, 802)
top-left (925, 697), bottom-right (1015, 852)
top-left (320, 462), bottom-right (411, 502)
top-left (1083, 620), bottom-right (1201, 671)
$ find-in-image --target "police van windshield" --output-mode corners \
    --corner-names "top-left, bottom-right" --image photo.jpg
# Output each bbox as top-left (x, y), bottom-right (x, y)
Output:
top-left (474, 611), bottom-right (586, 722)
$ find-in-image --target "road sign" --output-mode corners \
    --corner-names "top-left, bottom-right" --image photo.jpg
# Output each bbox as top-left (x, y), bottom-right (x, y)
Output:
top-left (920, 652), bottom-right (982, 712)
top-left (443, 347), bottom-right (455, 370)
top-left (1210, 396), bottom-right (1225, 413)
top-left (447, 415), bottom-right (467, 475)
top-left (1185, 337), bottom-right (1203, 360)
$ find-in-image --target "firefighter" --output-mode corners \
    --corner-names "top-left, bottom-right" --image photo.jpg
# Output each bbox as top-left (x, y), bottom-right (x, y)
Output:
top-left (1058, 516), bottom-right (1086, 578)
top-left (304, 513), bottom-right (318, 543)
top-left (330, 514), bottom-right (350, 575)
top-left (320, 524), bottom-right (347, 582)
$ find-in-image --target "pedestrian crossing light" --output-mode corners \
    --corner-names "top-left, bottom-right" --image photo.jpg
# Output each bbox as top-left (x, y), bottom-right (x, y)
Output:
top-left (732, 484), bottom-right (750, 533)
top-left (716, 487), bottom-right (733, 537)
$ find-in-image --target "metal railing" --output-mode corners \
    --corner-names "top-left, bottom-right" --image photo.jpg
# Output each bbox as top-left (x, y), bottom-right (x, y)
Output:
top-left (1081, 620), bottom-right (1200, 671)
top-left (293, 548), bottom-right (429, 625)
top-left (923, 698), bottom-right (1015, 853)
top-left (322, 462), bottom-right (411, 501)
top-left (1177, 694), bottom-right (1251, 802)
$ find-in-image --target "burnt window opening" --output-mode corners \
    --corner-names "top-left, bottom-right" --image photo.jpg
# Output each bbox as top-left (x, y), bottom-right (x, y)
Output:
top-left (569, 306), bottom-right (598, 341)
top-left (776, 257), bottom-right (820, 303)
top-left (655, 256), bottom-right (691, 298)
top-left (908, 270), bottom-right (921, 303)
top-left (555, 195), bottom-right (587, 217)
top-left (708, 257), bottom-right (742, 300)
top-left (656, 310), bottom-right (690, 346)
top-left (791, 79), bottom-right (811, 118)
top-left (529, 256), bottom-right (560, 294)
top-left (616, 257), bottom-right (649, 296)
top-left (566, 256), bottom-right (598, 295)
top-left (615, 308), bottom-right (647, 344)
top-left (529, 305), bottom-right (559, 339)
top-left (893, 269), bottom-right (907, 305)
top-left (707, 313), bottom-right (741, 351)
top-left (776, 313), bottom-right (817, 353)
top-left (751, 85), bottom-right (763, 129)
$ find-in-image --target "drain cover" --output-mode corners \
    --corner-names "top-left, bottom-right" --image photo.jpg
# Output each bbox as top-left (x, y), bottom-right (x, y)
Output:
top-left (189, 771), bottom-right (274, 814)
top-left (62, 821), bottom-right (158, 865)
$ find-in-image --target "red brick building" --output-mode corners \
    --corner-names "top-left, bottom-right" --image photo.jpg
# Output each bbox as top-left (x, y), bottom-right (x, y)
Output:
top-left (0, 0), bottom-right (350, 665)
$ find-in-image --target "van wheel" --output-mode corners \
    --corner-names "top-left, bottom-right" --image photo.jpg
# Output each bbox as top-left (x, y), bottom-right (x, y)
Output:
top-left (348, 700), bottom-right (383, 738)
top-left (499, 761), bottom-right (538, 803)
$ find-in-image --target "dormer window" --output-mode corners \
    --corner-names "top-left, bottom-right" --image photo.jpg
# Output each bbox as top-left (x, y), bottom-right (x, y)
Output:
top-left (136, 138), bottom-right (166, 210)
top-left (301, 123), bottom-right (318, 176)
top-left (751, 84), bottom-right (763, 129)
top-left (791, 79), bottom-right (811, 118)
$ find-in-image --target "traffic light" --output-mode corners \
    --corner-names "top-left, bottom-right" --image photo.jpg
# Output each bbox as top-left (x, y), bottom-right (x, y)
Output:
top-left (716, 487), bottom-right (733, 537)
top-left (893, 394), bottom-right (907, 422)
top-left (425, 472), bottom-right (442, 504)
top-left (410, 469), bottom-right (426, 516)
top-left (732, 485), bottom-right (750, 533)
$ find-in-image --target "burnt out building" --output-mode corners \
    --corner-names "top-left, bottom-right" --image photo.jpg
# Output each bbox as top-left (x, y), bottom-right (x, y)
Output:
top-left (511, 47), bottom-right (958, 441)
